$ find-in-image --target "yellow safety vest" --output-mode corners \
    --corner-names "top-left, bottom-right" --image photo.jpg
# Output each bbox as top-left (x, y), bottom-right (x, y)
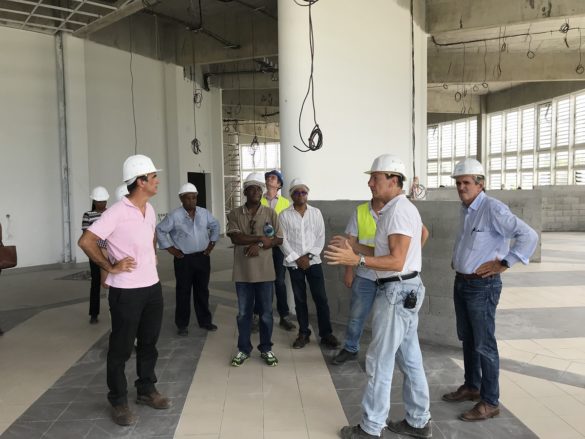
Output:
top-left (261, 195), bottom-right (290, 214)
top-left (356, 202), bottom-right (377, 248)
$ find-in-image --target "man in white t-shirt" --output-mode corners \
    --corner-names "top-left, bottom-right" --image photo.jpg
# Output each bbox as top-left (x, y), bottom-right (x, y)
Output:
top-left (325, 154), bottom-right (431, 439)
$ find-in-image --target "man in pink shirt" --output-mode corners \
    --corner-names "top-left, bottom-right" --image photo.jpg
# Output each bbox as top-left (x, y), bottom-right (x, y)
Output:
top-left (78, 154), bottom-right (170, 426)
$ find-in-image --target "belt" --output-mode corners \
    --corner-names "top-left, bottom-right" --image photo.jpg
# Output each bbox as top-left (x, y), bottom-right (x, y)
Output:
top-left (376, 271), bottom-right (419, 285)
top-left (456, 272), bottom-right (492, 280)
top-left (185, 251), bottom-right (206, 256)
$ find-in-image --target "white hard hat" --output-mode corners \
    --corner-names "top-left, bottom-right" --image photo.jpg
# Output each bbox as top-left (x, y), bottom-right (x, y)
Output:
top-left (122, 154), bottom-right (162, 184)
top-left (115, 184), bottom-right (129, 201)
top-left (365, 154), bottom-right (407, 180)
top-left (90, 186), bottom-right (110, 202)
top-left (451, 158), bottom-right (485, 178)
top-left (289, 178), bottom-right (310, 195)
top-left (179, 183), bottom-right (198, 195)
top-left (243, 172), bottom-right (266, 191)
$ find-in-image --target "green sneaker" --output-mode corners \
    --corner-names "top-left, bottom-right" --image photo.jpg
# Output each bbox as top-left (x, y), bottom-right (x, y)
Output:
top-left (261, 351), bottom-right (278, 367)
top-left (231, 351), bottom-right (249, 367)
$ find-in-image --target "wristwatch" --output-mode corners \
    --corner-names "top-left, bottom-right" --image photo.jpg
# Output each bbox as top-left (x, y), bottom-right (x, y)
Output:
top-left (500, 259), bottom-right (510, 268)
top-left (307, 253), bottom-right (314, 260)
top-left (257, 241), bottom-right (264, 248)
top-left (358, 254), bottom-right (366, 267)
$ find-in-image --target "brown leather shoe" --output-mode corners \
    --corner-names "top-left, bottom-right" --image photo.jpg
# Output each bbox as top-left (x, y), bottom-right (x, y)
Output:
top-left (459, 401), bottom-right (500, 421)
top-left (111, 404), bottom-right (137, 426)
top-left (136, 391), bottom-right (171, 409)
top-left (442, 385), bottom-right (480, 403)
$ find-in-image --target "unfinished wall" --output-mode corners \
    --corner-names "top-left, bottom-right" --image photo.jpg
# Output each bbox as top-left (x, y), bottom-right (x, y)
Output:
top-left (0, 27), bottom-right (63, 267)
top-left (1, 30), bottom-right (225, 268)
top-left (540, 186), bottom-right (585, 232)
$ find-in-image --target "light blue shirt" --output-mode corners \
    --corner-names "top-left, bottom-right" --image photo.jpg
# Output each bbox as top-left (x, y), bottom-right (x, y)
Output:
top-left (156, 206), bottom-right (220, 254)
top-left (452, 191), bottom-right (538, 274)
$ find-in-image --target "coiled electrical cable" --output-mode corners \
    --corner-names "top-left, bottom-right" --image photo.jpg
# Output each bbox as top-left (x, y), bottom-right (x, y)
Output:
top-left (293, 0), bottom-right (323, 152)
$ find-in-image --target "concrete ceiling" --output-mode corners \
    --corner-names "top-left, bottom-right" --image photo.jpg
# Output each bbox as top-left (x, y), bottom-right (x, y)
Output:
top-left (4, 0), bottom-right (585, 120)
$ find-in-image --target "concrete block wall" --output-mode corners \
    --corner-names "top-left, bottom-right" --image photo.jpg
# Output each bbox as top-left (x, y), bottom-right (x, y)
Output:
top-left (539, 186), bottom-right (585, 232)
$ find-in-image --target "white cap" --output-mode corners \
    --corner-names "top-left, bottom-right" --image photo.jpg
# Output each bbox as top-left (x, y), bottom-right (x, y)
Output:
top-left (365, 154), bottom-right (407, 180)
top-left (122, 154), bottom-right (162, 184)
top-left (289, 178), bottom-right (310, 195)
top-left (115, 184), bottom-right (129, 201)
top-left (451, 158), bottom-right (485, 178)
top-left (90, 186), bottom-right (110, 202)
top-left (243, 172), bottom-right (266, 191)
top-left (179, 183), bottom-right (198, 195)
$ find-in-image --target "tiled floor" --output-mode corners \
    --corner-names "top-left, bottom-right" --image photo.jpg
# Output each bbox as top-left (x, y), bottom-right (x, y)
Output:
top-left (0, 232), bottom-right (584, 438)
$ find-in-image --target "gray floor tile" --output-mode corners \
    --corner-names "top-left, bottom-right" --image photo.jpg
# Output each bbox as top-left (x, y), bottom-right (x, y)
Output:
top-left (129, 414), bottom-right (180, 437)
top-left (35, 387), bottom-right (82, 404)
top-left (18, 403), bottom-right (69, 422)
top-left (57, 401), bottom-right (109, 421)
top-left (42, 420), bottom-right (93, 439)
top-left (0, 421), bottom-right (52, 439)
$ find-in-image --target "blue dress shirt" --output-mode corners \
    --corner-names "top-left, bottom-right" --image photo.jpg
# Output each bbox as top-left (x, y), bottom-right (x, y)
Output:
top-left (452, 191), bottom-right (538, 274)
top-left (156, 206), bottom-right (220, 254)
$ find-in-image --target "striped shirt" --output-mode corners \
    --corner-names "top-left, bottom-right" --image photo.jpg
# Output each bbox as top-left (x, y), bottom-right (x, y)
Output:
top-left (82, 211), bottom-right (107, 248)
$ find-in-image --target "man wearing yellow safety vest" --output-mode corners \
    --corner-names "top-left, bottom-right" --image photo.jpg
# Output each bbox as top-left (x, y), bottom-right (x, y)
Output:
top-left (332, 197), bottom-right (385, 365)
top-left (256, 170), bottom-right (296, 332)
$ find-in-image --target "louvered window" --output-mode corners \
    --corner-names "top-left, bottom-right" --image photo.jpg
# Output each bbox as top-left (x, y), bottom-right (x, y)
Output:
top-left (505, 111), bottom-right (519, 152)
top-left (490, 114), bottom-right (503, 154)
top-left (538, 103), bottom-right (552, 150)
top-left (575, 94), bottom-right (585, 145)
top-left (556, 98), bottom-right (570, 147)
top-left (555, 170), bottom-right (569, 185)
top-left (427, 126), bottom-right (438, 159)
top-left (556, 151), bottom-right (569, 167)
top-left (521, 108), bottom-right (535, 151)
top-left (488, 91), bottom-right (585, 187)
top-left (426, 117), bottom-right (477, 188)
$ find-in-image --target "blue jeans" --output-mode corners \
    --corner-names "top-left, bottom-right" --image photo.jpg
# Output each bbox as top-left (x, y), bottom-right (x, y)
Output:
top-left (235, 282), bottom-right (273, 354)
top-left (288, 264), bottom-right (333, 338)
top-left (343, 275), bottom-right (377, 353)
top-left (253, 247), bottom-right (290, 318)
top-left (454, 274), bottom-right (502, 407)
top-left (361, 276), bottom-right (430, 436)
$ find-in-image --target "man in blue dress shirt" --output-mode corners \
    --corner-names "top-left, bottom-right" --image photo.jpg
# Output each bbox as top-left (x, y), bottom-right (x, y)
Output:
top-left (442, 158), bottom-right (538, 422)
top-left (156, 183), bottom-right (220, 335)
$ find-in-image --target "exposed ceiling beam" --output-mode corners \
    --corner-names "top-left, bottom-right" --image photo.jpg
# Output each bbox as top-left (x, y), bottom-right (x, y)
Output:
top-left (428, 50), bottom-right (585, 83)
top-left (427, 89), bottom-right (480, 114)
top-left (74, 0), bottom-right (161, 38)
top-left (427, 0), bottom-right (585, 34)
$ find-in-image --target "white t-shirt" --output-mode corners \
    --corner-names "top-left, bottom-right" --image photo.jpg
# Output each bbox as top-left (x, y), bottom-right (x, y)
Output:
top-left (374, 194), bottom-right (422, 278)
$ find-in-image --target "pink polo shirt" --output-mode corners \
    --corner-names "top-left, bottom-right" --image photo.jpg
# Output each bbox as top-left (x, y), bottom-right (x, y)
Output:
top-left (89, 197), bottom-right (159, 289)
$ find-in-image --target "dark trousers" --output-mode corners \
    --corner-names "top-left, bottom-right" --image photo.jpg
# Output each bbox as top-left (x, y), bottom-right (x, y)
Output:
top-left (174, 253), bottom-right (212, 329)
top-left (107, 282), bottom-right (163, 407)
top-left (89, 260), bottom-right (101, 317)
top-left (454, 274), bottom-right (502, 406)
top-left (254, 247), bottom-right (290, 318)
top-left (236, 282), bottom-right (273, 354)
top-left (288, 263), bottom-right (333, 338)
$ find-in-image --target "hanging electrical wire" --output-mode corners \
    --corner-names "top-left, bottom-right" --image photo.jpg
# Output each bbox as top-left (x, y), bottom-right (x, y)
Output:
top-left (190, 33), bottom-right (202, 154)
top-left (129, 16), bottom-right (138, 154)
top-left (410, 0), bottom-right (416, 180)
top-left (249, 12), bottom-right (260, 156)
top-left (577, 28), bottom-right (584, 74)
top-left (293, 0), bottom-right (323, 152)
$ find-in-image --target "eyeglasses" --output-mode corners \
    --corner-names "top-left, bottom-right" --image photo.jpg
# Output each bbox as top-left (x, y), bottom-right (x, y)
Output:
top-left (292, 191), bottom-right (308, 196)
top-left (249, 219), bottom-right (256, 235)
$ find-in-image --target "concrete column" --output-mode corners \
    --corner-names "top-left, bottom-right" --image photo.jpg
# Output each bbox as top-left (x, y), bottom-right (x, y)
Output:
top-left (278, 0), bottom-right (427, 199)
top-left (63, 35), bottom-right (91, 263)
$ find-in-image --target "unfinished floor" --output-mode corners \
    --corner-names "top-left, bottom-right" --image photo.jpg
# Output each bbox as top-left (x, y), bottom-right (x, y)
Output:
top-left (0, 232), bottom-right (584, 438)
